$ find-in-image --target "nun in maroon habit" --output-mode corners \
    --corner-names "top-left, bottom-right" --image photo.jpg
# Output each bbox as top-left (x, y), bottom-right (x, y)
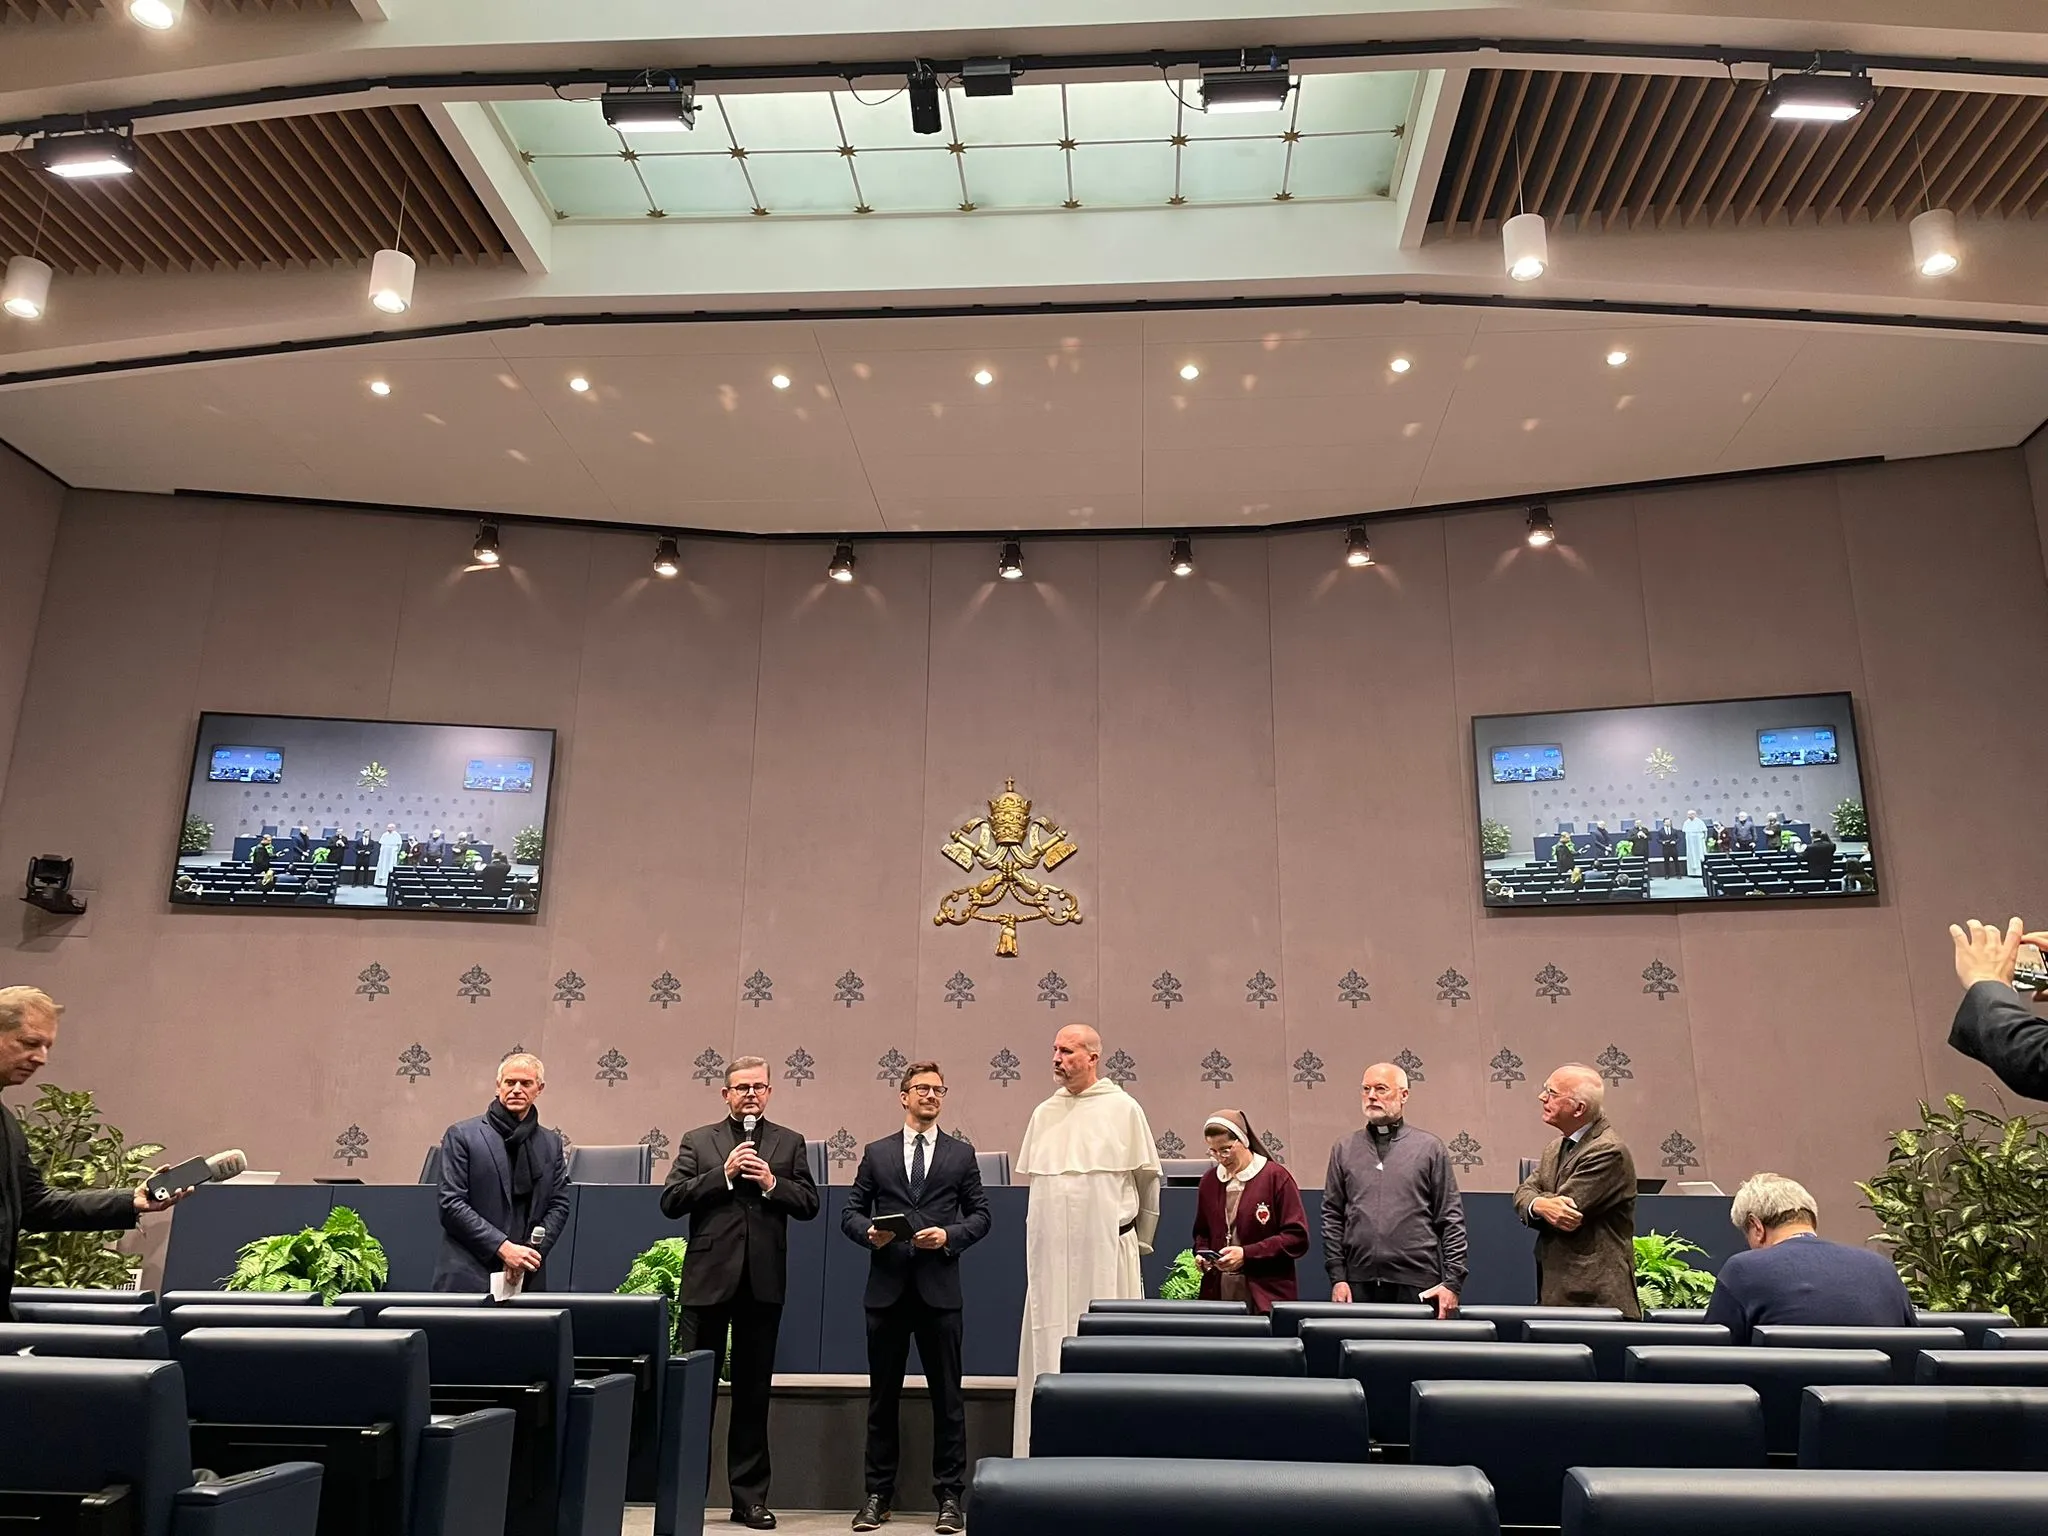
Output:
top-left (1192, 1109), bottom-right (1310, 1314)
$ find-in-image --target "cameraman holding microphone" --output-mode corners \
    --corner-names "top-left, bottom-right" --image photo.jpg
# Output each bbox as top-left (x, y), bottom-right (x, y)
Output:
top-left (1950, 917), bottom-right (2048, 1098)
top-left (0, 986), bottom-right (191, 1320)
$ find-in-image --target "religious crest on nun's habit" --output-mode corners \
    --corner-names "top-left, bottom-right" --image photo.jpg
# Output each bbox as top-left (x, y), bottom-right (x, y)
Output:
top-left (1254, 1201), bottom-right (1271, 1224)
top-left (934, 779), bottom-right (1082, 956)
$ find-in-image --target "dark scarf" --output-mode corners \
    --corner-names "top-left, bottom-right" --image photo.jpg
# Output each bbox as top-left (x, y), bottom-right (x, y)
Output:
top-left (486, 1098), bottom-right (540, 1205)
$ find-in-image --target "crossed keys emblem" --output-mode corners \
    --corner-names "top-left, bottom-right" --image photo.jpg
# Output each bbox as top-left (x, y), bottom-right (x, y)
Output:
top-left (934, 779), bottom-right (1082, 956)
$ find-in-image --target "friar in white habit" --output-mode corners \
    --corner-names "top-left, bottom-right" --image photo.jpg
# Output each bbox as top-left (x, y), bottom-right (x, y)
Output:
top-left (1011, 1022), bottom-right (1162, 1455)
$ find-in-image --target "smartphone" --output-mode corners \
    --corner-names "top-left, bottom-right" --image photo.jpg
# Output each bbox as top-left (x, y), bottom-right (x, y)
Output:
top-left (1194, 1249), bottom-right (1221, 1264)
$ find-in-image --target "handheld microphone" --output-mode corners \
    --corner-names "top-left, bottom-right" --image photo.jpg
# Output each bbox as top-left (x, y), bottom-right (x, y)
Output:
top-left (528, 1225), bottom-right (547, 1250)
top-left (741, 1114), bottom-right (759, 1147)
top-left (146, 1149), bottom-right (246, 1203)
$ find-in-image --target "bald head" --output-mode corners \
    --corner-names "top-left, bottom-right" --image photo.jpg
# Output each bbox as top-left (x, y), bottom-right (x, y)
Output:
top-left (1360, 1061), bottom-right (1410, 1125)
top-left (1539, 1062), bottom-right (1604, 1133)
top-left (1052, 1024), bottom-right (1101, 1093)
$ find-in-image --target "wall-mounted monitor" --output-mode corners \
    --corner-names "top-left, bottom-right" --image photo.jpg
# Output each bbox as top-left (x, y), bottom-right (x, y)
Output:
top-left (1757, 725), bottom-right (1839, 767)
top-left (1473, 691), bottom-right (1874, 908)
top-left (1491, 744), bottom-right (1565, 783)
top-left (172, 712), bottom-right (557, 917)
top-left (208, 746), bottom-right (282, 784)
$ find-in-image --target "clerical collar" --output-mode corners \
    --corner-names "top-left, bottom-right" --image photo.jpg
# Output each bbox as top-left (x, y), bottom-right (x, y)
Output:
top-left (1369, 1119), bottom-right (1404, 1140)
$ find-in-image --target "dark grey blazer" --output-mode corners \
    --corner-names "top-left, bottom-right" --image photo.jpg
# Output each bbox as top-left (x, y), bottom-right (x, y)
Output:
top-left (1950, 980), bottom-right (2048, 1100)
top-left (0, 1098), bottom-right (138, 1320)
top-left (431, 1113), bottom-right (571, 1292)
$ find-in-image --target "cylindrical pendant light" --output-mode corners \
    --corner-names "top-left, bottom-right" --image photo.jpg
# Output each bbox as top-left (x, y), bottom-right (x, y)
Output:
top-left (2, 255), bottom-right (52, 320)
top-left (1910, 208), bottom-right (1959, 277)
top-left (368, 248), bottom-right (416, 314)
top-left (1503, 212), bottom-right (1548, 282)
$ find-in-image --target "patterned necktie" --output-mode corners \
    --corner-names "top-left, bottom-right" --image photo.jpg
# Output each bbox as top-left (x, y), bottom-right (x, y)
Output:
top-left (911, 1133), bottom-right (928, 1203)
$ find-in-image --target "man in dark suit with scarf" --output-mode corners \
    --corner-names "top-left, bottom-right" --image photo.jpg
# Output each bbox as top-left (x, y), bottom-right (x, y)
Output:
top-left (431, 1052), bottom-right (571, 1292)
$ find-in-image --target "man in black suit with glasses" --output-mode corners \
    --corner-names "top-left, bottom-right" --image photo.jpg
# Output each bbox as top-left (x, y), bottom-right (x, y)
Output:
top-left (842, 1061), bottom-right (991, 1535)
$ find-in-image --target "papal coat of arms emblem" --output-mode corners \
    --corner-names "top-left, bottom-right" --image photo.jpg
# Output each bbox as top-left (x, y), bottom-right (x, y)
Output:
top-left (934, 779), bottom-right (1082, 956)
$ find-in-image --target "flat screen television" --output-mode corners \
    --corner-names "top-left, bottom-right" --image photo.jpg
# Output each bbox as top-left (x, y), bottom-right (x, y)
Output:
top-left (172, 712), bottom-right (557, 916)
top-left (1491, 744), bottom-right (1564, 783)
top-left (1473, 691), bottom-right (1874, 907)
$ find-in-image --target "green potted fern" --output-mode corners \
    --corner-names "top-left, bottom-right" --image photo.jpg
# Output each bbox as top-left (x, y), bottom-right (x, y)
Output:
top-left (1156, 1249), bottom-right (1204, 1300)
top-left (618, 1237), bottom-right (730, 1377)
top-left (1634, 1231), bottom-right (1718, 1310)
top-left (224, 1206), bottom-right (388, 1302)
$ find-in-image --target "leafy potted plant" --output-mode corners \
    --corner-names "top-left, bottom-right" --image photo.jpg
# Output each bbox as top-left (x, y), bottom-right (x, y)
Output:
top-left (1830, 798), bottom-right (1869, 841)
top-left (179, 816), bottom-right (214, 856)
top-left (1861, 1095), bottom-right (2048, 1326)
top-left (1156, 1249), bottom-right (1204, 1300)
top-left (1479, 818), bottom-right (1513, 860)
top-left (618, 1237), bottom-right (730, 1377)
top-left (1634, 1231), bottom-right (1718, 1310)
top-left (224, 1206), bottom-right (389, 1301)
top-left (512, 826), bottom-right (544, 864)
top-left (11, 1085), bottom-right (163, 1289)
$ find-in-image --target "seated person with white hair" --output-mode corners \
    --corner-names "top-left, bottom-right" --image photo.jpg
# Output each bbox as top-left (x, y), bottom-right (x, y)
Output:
top-left (1702, 1171), bottom-right (1913, 1344)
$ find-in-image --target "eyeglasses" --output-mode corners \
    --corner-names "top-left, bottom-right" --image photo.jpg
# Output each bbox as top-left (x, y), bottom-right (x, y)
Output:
top-left (728, 1083), bottom-right (770, 1095)
top-left (907, 1085), bottom-right (948, 1097)
top-left (1537, 1087), bottom-right (1573, 1102)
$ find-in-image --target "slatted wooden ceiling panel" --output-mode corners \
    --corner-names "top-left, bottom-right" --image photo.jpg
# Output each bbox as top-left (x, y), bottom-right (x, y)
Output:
top-left (1, 0), bottom-right (330, 21)
top-left (0, 106), bottom-right (509, 273)
top-left (1432, 68), bottom-right (2048, 233)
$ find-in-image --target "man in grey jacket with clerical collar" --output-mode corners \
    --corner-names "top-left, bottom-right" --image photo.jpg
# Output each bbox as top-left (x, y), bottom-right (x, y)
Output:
top-left (1321, 1061), bottom-right (1468, 1317)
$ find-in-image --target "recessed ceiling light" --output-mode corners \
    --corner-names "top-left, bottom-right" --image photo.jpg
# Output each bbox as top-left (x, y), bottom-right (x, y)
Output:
top-left (1390, 356), bottom-right (1412, 374)
top-left (770, 373), bottom-right (791, 390)
top-left (973, 369), bottom-right (994, 386)
top-left (127, 0), bottom-right (183, 28)
top-left (368, 380), bottom-right (391, 397)
top-left (569, 376), bottom-right (591, 393)
top-left (1605, 349), bottom-right (1629, 367)
top-left (1179, 363), bottom-right (1200, 381)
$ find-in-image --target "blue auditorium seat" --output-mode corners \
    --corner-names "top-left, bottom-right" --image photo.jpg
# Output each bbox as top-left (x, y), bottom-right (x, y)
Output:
top-left (8, 1287), bottom-right (157, 1306)
top-left (1337, 1340), bottom-right (1594, 1450)
top-left (1074, 1313), bottom-right (1271, 1337)
top-left (1458, 1304), bottom-right (1626, 1328)
top-left (1644, 1309), bottom-right (1709, 1323)
top-left (1059, 1336), bottom-right (1305, 1376)
top-left (380, 1306), bottom-right (633, 1536)
top-left (1916, 1350), bottom-right (2048, 1386)
top-left (162, 1291), bottom-right (316, 1311)
top-left (0, 1356), bottom-right (323, 1536)
top-left (167, 1305), bottom-right (361, 1342)
top-left (970, 1458), bottom-right (1499, 1536)
top-left (1562, 1466), bottom-right (2048, 1536)
top-left (11, 1301), bottom-right (162, 1327)
top-left (1030, 1375), bottom-right (1370, 1460)
top-left (1625, 1345), bottom-right (1892, 1455)
top-left (1915, 1310), bottom-right (2013, 1346)
top-left (0, 1323), bottom-right (168, 1359)
top-left (507, 1292), bottom-right (668, 1502)
top-left (1988, 1329), bottom-right (2048, 1350)
top-left (653, 1349), bottom-right (717, 1536)
top-left (1799, 1384), bottom-right (2048, 1470)
top-left (565, 1144), bottom-right (654, 1184)
top-left (1088, 1299), bottom-right (1250, 1315)
top-left (1752, 1325), bottom-right (1963, 1382)
top-left (1522, 1320), bottom-right (1730, 1379)
top-left (1296, 1318), bottom-right (1495, 1377)
top-left (178, 1326), bottom-right (513, 1536)
top-left (975, 1151), bottom-right (1011, 1187)
top-left (333, 1292), bottom-right (491, 1322)
top-left (1411, 1380), bottom-right (1765, 1527)
top-left (419, 1146), bottom-right (446, 1185)
top-left (1267, 1301), bottom-right (1432, 1335)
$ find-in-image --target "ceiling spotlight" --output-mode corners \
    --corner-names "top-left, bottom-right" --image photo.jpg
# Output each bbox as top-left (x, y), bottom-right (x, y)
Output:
top-left (1525, 505), bottom-right (1556, 549)
top-left (1605, 349), bottom-right (1629, 367)
top-left (1389, 356), bottom-right (1412, 374)
top-left (1910, 207), bottom-right (1959, 277)
top-left (1200, 67), bottom-right (1293, 115)
top-left (1344, 525), bottom-right (1375, 568)
top-left (908, 62), bottom-right (943, 135)
top-left (368, 247), bottom-right (415, 314)
top-left (601, 86), bottom-right (698, 133)
top-left (35, 129), bottom-right (138, 180)
top-left (1179, 363), bottom-right (1200, 381)
top-left (828, 541), bottom-right (857, 583)
top-left (2, 255), bottom-right (53, 321)
top-left (1503, 211), bottom-right (1548, 282)
top-left (962, 57), bottom-right (1016, 98)
top-left (1168, 535), bottom-right (1195, 578)
top-left (652, 535), bottom-right (681, 579)
top-left (973, 368), bottom-right (994, 386)
top-left (568, 376), bottom-right (591, 393)
top-left (473, 520), bottom-right (501, 566)
top-left (770, 373), bottom-right (791, 390)
top-left (1764, 71), bottom-right (1874, 123)
top-left (997, 538), bottom-right (1024, 581)
top-left (127, 0), bottom-right (183, 27)
top-left (368, 379), bottom-right (392, 397)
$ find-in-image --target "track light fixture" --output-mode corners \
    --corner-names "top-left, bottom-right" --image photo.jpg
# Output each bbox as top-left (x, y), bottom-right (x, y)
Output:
top-left (1344, 525), bottom-right (1374, 568)
top-left (908, 62), bottom-right (943, 135)
top-left (829, 541), bottom-right (857, 583)
top-left (601, 85), bottom-right (698, 133)
top-left (652, 535), bottom-right (680, 579)
top-left (1525, 506), bottom-right (1556, 549)
top-left (127, 0), bottom-right (183, 27)
top-left (998, 538), bottom-right (1024, 581)
top-left (472, 521), bottom-right (501, 566)
top-left (35, 129), bottom-right (137, 180)
top-left (962, 58), bottom-right (1016, 98)
top-left (1168, 535), bottom-right (1195, 578)
top-left (1764, 71), bottom-right (1874, 123)
top-left (2, 255), bottom-right (52, 321)
top-left (1503, 211), bottom-right (1548, 281)
top-left (1199, 65), bottom-right (1293, 114)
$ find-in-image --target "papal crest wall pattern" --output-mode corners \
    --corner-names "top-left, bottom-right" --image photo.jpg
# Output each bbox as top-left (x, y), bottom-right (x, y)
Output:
top-left (3, 445), bottom-right (2048, 1226)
